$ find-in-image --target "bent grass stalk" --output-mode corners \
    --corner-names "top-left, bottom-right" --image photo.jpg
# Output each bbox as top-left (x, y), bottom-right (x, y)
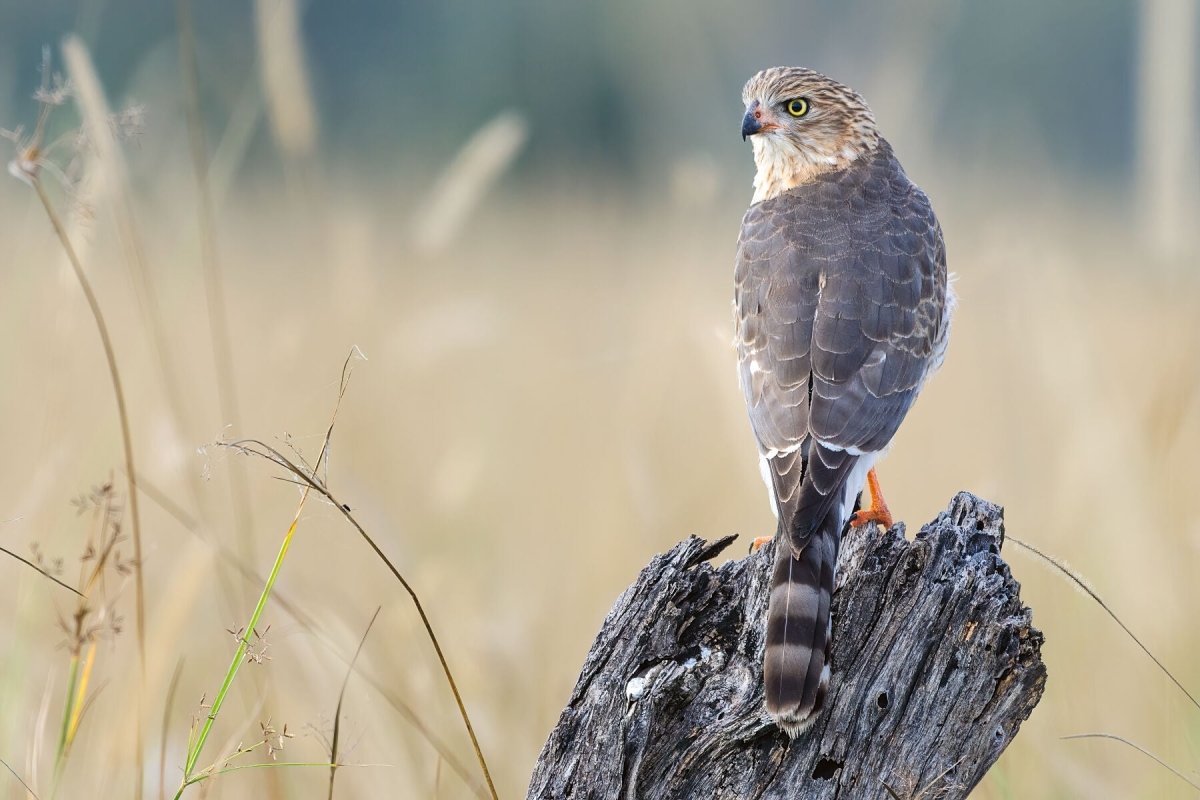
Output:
top-left (222, 435), bottom-right (499, 800)
top-left (217, 351), bottom-right (498, 799)
top-left (1061, 734), bottom-right (1200, 792)
top-left (1010, 536), bottom-right (1200, 790)
top-left (1008, 535), bottom-right (1200, 713)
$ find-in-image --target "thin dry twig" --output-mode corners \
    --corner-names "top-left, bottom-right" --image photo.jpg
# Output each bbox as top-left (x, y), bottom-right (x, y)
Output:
top-left (0, 544), bottom-right (84, 597)
top-left (1008, 535), bottom-right (1200, 713)
top-left (328, 607), bottom-right (381, 800)
top-left (1, 753), bottom-right (40, 800)
top-left (1062, 733), bottom-right (1200, 793)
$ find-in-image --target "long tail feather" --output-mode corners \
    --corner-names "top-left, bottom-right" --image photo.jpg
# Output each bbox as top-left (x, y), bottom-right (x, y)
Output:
top-left (763, 510), bottom-right (838, 735)
top-left (762, 442), bottom-right (861, 736)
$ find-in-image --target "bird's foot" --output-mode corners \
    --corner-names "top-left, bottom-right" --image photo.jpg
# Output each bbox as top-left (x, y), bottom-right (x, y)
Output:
top-left (849, 467), bottom-right (894, 529)
top-left (749, 535), bottom-right (774, 554)
top-left (850, 505), bottom-right (893, 529)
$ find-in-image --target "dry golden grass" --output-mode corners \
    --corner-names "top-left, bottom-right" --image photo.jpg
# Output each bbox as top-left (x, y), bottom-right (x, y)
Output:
top-left (2, 38), bottom-right (1199, 800)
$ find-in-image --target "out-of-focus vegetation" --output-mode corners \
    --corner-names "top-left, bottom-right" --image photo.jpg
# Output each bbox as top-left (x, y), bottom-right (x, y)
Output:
top-left (0, 1), bottom-right (1197, 798)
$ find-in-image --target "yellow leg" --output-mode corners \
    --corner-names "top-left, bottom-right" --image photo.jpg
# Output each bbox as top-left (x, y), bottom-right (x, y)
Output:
top-left (850, 468), bottom-right (894, 529)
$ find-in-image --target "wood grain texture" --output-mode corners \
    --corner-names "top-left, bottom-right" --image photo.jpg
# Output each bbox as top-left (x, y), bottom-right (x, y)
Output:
top-left (528, 493), bottom-right (1045, 800)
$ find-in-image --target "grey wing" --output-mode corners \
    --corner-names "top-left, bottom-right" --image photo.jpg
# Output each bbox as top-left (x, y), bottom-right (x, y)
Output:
top-left (735, 199), bottom-right (820, 525)
top-left (735, 160), bottom-right (948, 529)
top-left (734, 201), bottom-right (819, 459)
top-left (807, 177), bottom-right (948, 455)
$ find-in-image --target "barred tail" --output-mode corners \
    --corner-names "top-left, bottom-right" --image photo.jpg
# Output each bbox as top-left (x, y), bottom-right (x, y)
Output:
top-left (763, 508), bottom-right (839, 736)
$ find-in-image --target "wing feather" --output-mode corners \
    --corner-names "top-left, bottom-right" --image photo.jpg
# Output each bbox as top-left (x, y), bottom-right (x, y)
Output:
top-left (735, 140), bottom-right (948, 533)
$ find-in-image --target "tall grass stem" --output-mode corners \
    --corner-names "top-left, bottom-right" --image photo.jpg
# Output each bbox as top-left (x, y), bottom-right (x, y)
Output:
top-left (32, 175), bottom-right (147, 797)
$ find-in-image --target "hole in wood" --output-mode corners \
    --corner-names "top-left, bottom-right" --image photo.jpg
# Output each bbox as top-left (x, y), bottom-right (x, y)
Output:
top-left (940, 652), bottom-right (960, 687)
top-left (812, 757), bottom-right (843, 780)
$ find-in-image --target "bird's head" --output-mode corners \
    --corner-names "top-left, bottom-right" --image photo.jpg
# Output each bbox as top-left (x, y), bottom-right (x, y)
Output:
top-left (740, 67), bottom-right (879, 203)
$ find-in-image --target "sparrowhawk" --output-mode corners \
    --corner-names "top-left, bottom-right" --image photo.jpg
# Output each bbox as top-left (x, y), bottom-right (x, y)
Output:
top-left (735, 67), bottom-right (954, 736)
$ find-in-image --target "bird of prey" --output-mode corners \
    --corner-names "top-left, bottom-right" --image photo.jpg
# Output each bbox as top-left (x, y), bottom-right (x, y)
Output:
top-left (735, 67), bottom-right (953, 736)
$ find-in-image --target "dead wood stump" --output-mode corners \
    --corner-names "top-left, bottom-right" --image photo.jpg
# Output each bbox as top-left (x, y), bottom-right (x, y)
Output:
top-left (528, 492), bottom-right (1046, 799)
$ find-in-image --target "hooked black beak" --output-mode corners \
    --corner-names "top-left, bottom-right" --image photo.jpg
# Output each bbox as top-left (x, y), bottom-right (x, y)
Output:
top-left (741, 101), bottom-right (763, 141)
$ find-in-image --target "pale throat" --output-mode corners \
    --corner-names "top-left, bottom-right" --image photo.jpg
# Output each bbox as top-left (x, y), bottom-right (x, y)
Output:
top-left (750, 134), bottom-right (867, 204)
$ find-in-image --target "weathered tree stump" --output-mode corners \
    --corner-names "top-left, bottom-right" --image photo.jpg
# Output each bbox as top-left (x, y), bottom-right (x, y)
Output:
top-left (528, 493), bottom-right (1045, 799)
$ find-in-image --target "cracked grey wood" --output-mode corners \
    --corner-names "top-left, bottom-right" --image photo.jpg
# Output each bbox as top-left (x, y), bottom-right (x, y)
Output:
top-left (528, 493), bottom-right (1046, 799)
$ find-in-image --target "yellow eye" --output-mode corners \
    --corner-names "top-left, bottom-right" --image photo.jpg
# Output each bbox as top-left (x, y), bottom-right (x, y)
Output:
top-left (786, 98), bottom-right (809, 117)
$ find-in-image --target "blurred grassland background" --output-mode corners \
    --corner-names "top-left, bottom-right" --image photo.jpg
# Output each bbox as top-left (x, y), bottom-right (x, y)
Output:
top-left (1, 0), bottom-right (1199, 798)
